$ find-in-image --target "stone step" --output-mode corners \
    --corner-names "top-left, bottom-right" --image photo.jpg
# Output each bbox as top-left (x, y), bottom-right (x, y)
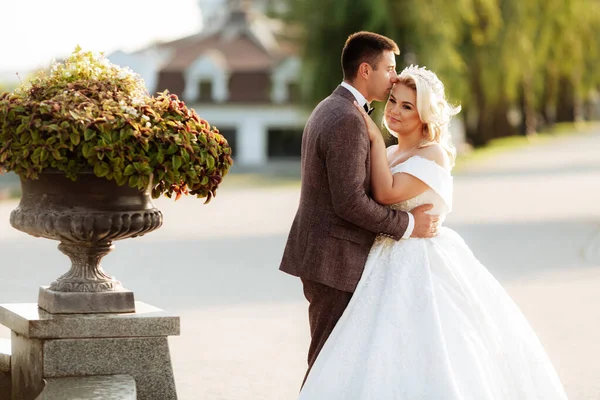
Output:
top-left (0, 337), bottom-right (10, 372)
top-left (35, 375), bottom-right (136, 400)
top-left (0, 338), bottom-right (10, 400)
top-left (0, 371), bottom-right (10, 400)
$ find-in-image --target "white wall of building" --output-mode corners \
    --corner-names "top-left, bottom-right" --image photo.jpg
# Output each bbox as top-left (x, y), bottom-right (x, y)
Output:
top-left (191, 104), bottom-right (308, 166)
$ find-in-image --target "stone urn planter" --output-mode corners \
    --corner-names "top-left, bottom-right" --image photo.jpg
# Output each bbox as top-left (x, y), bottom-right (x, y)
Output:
top-left (10, 171), bottom-right (163, 314)
top-left (0, 46), bottom-right (231, 400)
top-left (0, 48), bottom-right (233, 315)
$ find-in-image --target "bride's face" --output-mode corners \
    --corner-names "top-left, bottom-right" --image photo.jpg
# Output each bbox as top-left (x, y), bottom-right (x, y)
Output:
top-left (385, 84), bottom-right (423, 138)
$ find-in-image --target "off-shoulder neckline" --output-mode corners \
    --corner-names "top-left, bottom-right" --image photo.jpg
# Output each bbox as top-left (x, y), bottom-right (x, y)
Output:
top-left (390, 155), bottom-right (452, 174)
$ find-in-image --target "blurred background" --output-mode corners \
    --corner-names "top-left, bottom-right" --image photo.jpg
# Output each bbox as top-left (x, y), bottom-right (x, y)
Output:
top-left (1, 0), bottom-right (600, 399)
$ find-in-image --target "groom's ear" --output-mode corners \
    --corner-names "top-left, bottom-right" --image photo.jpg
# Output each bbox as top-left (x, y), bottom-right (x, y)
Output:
top-left (358, 62), bottom-right (371, 80)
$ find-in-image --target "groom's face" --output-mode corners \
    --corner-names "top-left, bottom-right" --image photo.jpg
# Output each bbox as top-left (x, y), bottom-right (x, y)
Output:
top-left (367, 50), bottom-right (397, 102)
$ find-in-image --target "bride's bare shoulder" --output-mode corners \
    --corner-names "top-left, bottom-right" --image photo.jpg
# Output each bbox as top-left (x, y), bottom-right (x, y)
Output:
top-left (414, 144), bottom-right (450, 170)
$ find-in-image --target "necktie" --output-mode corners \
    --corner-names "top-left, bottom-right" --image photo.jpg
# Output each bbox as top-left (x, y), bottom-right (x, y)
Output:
top-left (363, 103), bottom-right (374, 115)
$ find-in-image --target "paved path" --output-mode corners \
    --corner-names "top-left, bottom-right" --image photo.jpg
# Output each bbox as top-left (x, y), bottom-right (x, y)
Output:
top-left (1, 127), bottom-right (599, 399)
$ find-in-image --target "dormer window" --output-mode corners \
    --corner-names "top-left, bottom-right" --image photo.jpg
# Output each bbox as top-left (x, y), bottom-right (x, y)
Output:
top-left (198, 80), bottom-right (213, 102)
top-left (271, 56), bottom-right (301, 104)
top-left (182, 51), bottom-right (228, 104)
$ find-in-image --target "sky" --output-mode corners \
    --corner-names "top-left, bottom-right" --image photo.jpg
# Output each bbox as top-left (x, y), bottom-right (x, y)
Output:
top-left (0, 0), bottom-right (204, 81)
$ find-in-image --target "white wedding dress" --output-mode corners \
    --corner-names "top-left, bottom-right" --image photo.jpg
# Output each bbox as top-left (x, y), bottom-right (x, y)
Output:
top-left (299, 156), bottom-right (567, 400)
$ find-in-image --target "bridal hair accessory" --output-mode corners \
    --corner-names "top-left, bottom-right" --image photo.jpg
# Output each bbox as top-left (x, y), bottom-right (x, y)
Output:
top-left (399, 65), bottom-right (444, 95)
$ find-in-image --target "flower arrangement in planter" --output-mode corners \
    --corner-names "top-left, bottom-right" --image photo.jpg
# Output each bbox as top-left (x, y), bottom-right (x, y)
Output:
top-left (0, 47), bottom-right (234, 314)
top-left (0, 46), bottom-right (233, 202)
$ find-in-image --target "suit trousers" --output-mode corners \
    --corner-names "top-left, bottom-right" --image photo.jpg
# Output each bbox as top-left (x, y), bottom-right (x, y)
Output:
top-left (301, 278), bottom-right (353, 387)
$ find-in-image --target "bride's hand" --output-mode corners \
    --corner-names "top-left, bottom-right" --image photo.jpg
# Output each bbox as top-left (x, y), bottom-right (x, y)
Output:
top-left (353, 101), bottom-right (382, 142)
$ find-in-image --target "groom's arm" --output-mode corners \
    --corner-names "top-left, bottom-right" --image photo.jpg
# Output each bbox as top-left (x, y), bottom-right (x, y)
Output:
top-left (323, 112), bottom-right (409, 240)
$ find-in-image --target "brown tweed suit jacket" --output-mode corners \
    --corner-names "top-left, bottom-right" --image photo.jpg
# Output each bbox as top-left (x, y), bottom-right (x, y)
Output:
top-left (279, 86), bottom-right (409, 293)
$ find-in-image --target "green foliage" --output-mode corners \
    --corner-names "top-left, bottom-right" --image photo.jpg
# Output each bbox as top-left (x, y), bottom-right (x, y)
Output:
top-left (280, 0), bottom-right (470, 107)
top-left (279, 0), bottom-right (600, 146)
top-left (0, 47), bottom-right (233, 202)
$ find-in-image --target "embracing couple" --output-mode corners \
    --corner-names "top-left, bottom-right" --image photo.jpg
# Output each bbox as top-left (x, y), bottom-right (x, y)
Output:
top-left (280, 31), bottom-right (567, 399)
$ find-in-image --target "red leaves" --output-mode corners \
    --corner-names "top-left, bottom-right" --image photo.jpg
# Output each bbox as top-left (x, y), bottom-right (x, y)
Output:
top-left (170, 182), bottom-right (189, 201)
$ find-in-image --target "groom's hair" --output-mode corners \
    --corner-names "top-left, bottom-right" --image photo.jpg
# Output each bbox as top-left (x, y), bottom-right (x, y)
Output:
top-left (342, 31), bottom-right (400, 82)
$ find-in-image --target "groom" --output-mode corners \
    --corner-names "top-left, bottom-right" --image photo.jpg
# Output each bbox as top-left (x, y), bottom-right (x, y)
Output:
top-left (279, 31), bottom-right (440, 384)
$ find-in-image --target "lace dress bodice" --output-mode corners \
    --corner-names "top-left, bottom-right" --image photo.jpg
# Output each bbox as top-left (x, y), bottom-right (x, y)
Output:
top-left (388, 156), bottom-right (453, 223)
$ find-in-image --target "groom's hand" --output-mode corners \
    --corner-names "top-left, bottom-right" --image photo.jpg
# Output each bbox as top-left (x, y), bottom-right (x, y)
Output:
top-left (410, 204), bottom-right (440, 238)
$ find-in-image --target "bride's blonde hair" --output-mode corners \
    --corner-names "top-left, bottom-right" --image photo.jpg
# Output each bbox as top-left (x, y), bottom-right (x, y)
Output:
top-left (387, 65), bottom-right (461, 167)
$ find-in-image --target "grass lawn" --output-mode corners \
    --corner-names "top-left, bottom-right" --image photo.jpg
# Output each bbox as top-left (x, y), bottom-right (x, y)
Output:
top-left (453, 121), bottom-right (598, 172)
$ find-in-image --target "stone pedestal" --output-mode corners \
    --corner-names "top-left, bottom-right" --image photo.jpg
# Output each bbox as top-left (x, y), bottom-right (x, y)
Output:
top-left (35, 375), bottom-right (136, 400)
top-left (0, 302), bottom-right (180, 400)
top-left (0, 371), bottom-right (10, 399)
top-left (0, 339), bottom-right (10, 400)
top-left (38, 286), bottom-right (135, 314)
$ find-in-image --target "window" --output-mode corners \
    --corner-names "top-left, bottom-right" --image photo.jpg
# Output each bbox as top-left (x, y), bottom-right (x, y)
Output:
top-left (198, 80), bottom-right (213, 102)
top-left (267, 128), bottom-right (303, 158)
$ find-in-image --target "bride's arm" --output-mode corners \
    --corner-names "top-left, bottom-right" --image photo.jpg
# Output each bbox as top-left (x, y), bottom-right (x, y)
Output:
top-left (369, 131), bottom-right (430, 205)
top-left (353, 102), bottom-right (445, 205)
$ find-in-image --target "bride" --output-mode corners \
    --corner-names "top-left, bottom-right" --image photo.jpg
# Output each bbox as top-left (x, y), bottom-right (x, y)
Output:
top-left (298, 65), bottom-right (567, 399)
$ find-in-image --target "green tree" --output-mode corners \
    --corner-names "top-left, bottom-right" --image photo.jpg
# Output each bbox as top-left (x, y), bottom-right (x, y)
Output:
top-left (279, 0), bottom-right (502, 145)
top-left (551, 0), bottom-right (600, 123)
top-left (280, 0), bottom-right (467, 106)
top-left (279, 0), bottom-right (600, 147)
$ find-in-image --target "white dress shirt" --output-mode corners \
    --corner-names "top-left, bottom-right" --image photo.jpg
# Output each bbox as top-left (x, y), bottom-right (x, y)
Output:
top-left (339, 81), bottom-right (415, 239)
